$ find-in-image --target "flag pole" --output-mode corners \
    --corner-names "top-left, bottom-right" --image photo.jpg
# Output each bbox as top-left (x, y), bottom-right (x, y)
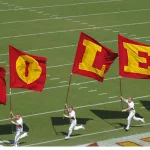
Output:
top-left (9, 88), bottom-right (13, 133)
top-left (63, 73), bottom-right (73, 116)
top-left (119, 76), bottom-right (123, 109)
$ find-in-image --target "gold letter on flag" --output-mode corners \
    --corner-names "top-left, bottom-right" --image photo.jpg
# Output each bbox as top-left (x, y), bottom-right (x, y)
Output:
top-left (118, 35), bottom-right (150, 79)
top-left (72, 32), bottom-right (118, 82)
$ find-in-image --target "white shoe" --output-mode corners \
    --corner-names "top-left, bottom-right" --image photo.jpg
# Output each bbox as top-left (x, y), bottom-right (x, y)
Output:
top-left (25, 132), bottom-right (28, 137)
top-left (142, 118), bottom-right (145, 123)
top-left (81, 124), bottom-right (85, 129)
top-left (65, 136), bottom-right (70, 140)
top-left (13, 144), bottom-right (18, 147)
top-left (125, 127), bottom-right (129, 131)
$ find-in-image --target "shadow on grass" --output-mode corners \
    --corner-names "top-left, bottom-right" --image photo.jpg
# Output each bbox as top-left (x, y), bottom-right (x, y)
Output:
top-left (90, 109), bottom-right (143, 129)
top-left (140, 100), bottom-right (150, 111)
top-left (51, 117), bottom-right (93, 135)
top-left (0, 123), bottom-right (29, 135)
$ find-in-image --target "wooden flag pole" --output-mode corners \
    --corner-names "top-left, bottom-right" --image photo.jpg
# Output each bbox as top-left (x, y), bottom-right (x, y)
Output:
top-left (119, 76), bottom-right (123, 109)
top-left (9, 88), bottom-right (13, 133)
top-left (63, 73), bottom-right (73, 116)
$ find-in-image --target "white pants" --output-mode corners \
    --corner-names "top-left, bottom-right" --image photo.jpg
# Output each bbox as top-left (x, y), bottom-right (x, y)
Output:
top-left (126, 110), bottom-right (143, 129)
top-left (14, 131), bottom-right (28, 146)
top-left (68, 120), bottom-right (83, 136)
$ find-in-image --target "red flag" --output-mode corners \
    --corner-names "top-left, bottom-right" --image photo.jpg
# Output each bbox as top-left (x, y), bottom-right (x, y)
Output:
top-left (118, 35), bottom-right (150, 79)
top-left (72, 32), bottom-right (118, 81)
top-left (0, 67), bottom-right (6, 105)
top-left (9, 45), bottom-right (47, 92)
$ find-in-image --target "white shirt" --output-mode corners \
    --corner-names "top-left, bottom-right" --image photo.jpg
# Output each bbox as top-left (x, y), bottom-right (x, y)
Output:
top-left (16, 117), bottom-right (23, 132)
top-left (69, 110), bottom-right (76, 124)
top-left (125, 100), bottom-right (135, 112)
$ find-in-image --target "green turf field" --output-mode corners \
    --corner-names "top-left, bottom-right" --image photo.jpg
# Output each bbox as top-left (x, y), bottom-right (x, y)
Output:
top-left (0, 0), bottom-right (150, 147)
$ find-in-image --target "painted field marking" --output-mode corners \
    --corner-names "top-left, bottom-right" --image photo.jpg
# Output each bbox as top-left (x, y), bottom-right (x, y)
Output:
top-left (81, 23), bottom-right (88, 24)
top-left (25, 128), bottom-right (122, 146)
top-left (98, 93), bottom-right (108, 96)
top-left (60, 81), bottom-right (68, 83)
top-left (129, 35), bottom-right (136, 37)
top-left (15, 6), bottom-right (22, 8)
top-left (0, 35), bottom-right (150, 56)
top-left (112, 30), bottom-right (119, 32)
top-left (79, 87), bottom-right (87, 89)
top-left (73, 21), bottom-right (80, 23)
top-left (0, 94), bottom-right (149, 122)
top-left (1, 21), bottom-right (150, 40)
top-left (36, 12), bottom-right (43, 13)
top-left (29, 9), bottom-right (36, 11)
top-left (140, 107), bottom-right (145, 109)
top-left (0, 61), bottom-right (6, 63)
top-left (104, 29), bottom-right (111, 30)
top-left (65, 18), bottom-right (72, 20)
top-left (47, 63), bottom-right (72, 68)
top-left (88, 25), bottom-right (95, 27)
top-left (0, 0), bottom-right (122, 12)
top-left (88, 90), bottom-right (97, 92)
top-left (116, 141), bottom-right (142, 147)
top-left (0, 8), bottom-right (149, 25)
top-left (49, 78), bottom-right (59, 80)
top-left (1, 76), bottom-right (118, 96)
top-left (25, 122), bottom-right (150, 146)
top-left (44, 13), bottom-right (50, 15)
top-left (108, 96), bottom-right (118, 99)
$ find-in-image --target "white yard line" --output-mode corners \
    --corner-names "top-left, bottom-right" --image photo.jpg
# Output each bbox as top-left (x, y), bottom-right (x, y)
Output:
top-left (49, 78), bottom-right (59, 80)
top-left (0, 0), bottom-right (122, 12)
top-left (108, 96), bottom-right (118, 99)
top-left (0, 61), bottom-right (6, 63)
top-left (25, 128), bottom-right (122, 146)
top-left (78, 87), bottom-right (87, 89)
top-left (112, 30), bottom-right (119, 32)
top-left (0, 94), bottom-right (149, 122)
top-left (98, 93), bottom-right (108, 96)
top-left (88, 90), bottom-right (97, 92)
top-left (0, 8), bottom-right (149, 25)
top-left (88, 25), bottom-right (95, 27)
top-left (47, 63), bottom-right (72, 68)
top-left (73, 21), bottom-right (80, 23)
top-left (134, 103), bottom-right (139, 104)
top-left (81, 23), bottom-right (88, 24)
top-left (25, 122), bottom-right (150, 146)
top-left (140, 107), bottom-right (145, 109)
top-left (5, 76), bottom-right (119, 96)
top-left (60, 81), bottom-right (68, 83)
top-left (104, 29), bottom-right (111, 30)
top-left (0, 34), bottom-right (150, 56)
top-left (36, 12), bottom-right (43, 13)
top-left (0, 21), bottom-right (150, 40)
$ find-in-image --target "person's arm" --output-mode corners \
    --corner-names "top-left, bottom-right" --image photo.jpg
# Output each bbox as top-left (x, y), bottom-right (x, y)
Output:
top-left (63, 114), bottom-right (73, 119)
top-left (122, 107), bottom-right (132, 112)
top-left (11, 120), bottom-right (20, 126)
top-left (10, 111), bottom-right (16, 119)
top-left (120, 96), bottom-right (127, 103)
top-left (64, 104), bottom-right (69, 112)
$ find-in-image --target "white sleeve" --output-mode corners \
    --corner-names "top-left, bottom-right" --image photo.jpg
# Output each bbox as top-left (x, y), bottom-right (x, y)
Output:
top-left (70, 111), bottom-right (75, 118)
top-left (17, 119), bottom-right (22, 127)
top-left (124, 99), bottom-right (128, 103)
top-left (129, 102), bottom-right (134, 108)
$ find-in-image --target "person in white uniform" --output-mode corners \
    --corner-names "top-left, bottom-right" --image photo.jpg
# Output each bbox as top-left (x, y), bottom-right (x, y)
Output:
top-left (63, 104), bottom-right (85, 140)
top-left (121, 97), bottom-right (145, 131)
top-left (10, 111), bottom-right (28, 147)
